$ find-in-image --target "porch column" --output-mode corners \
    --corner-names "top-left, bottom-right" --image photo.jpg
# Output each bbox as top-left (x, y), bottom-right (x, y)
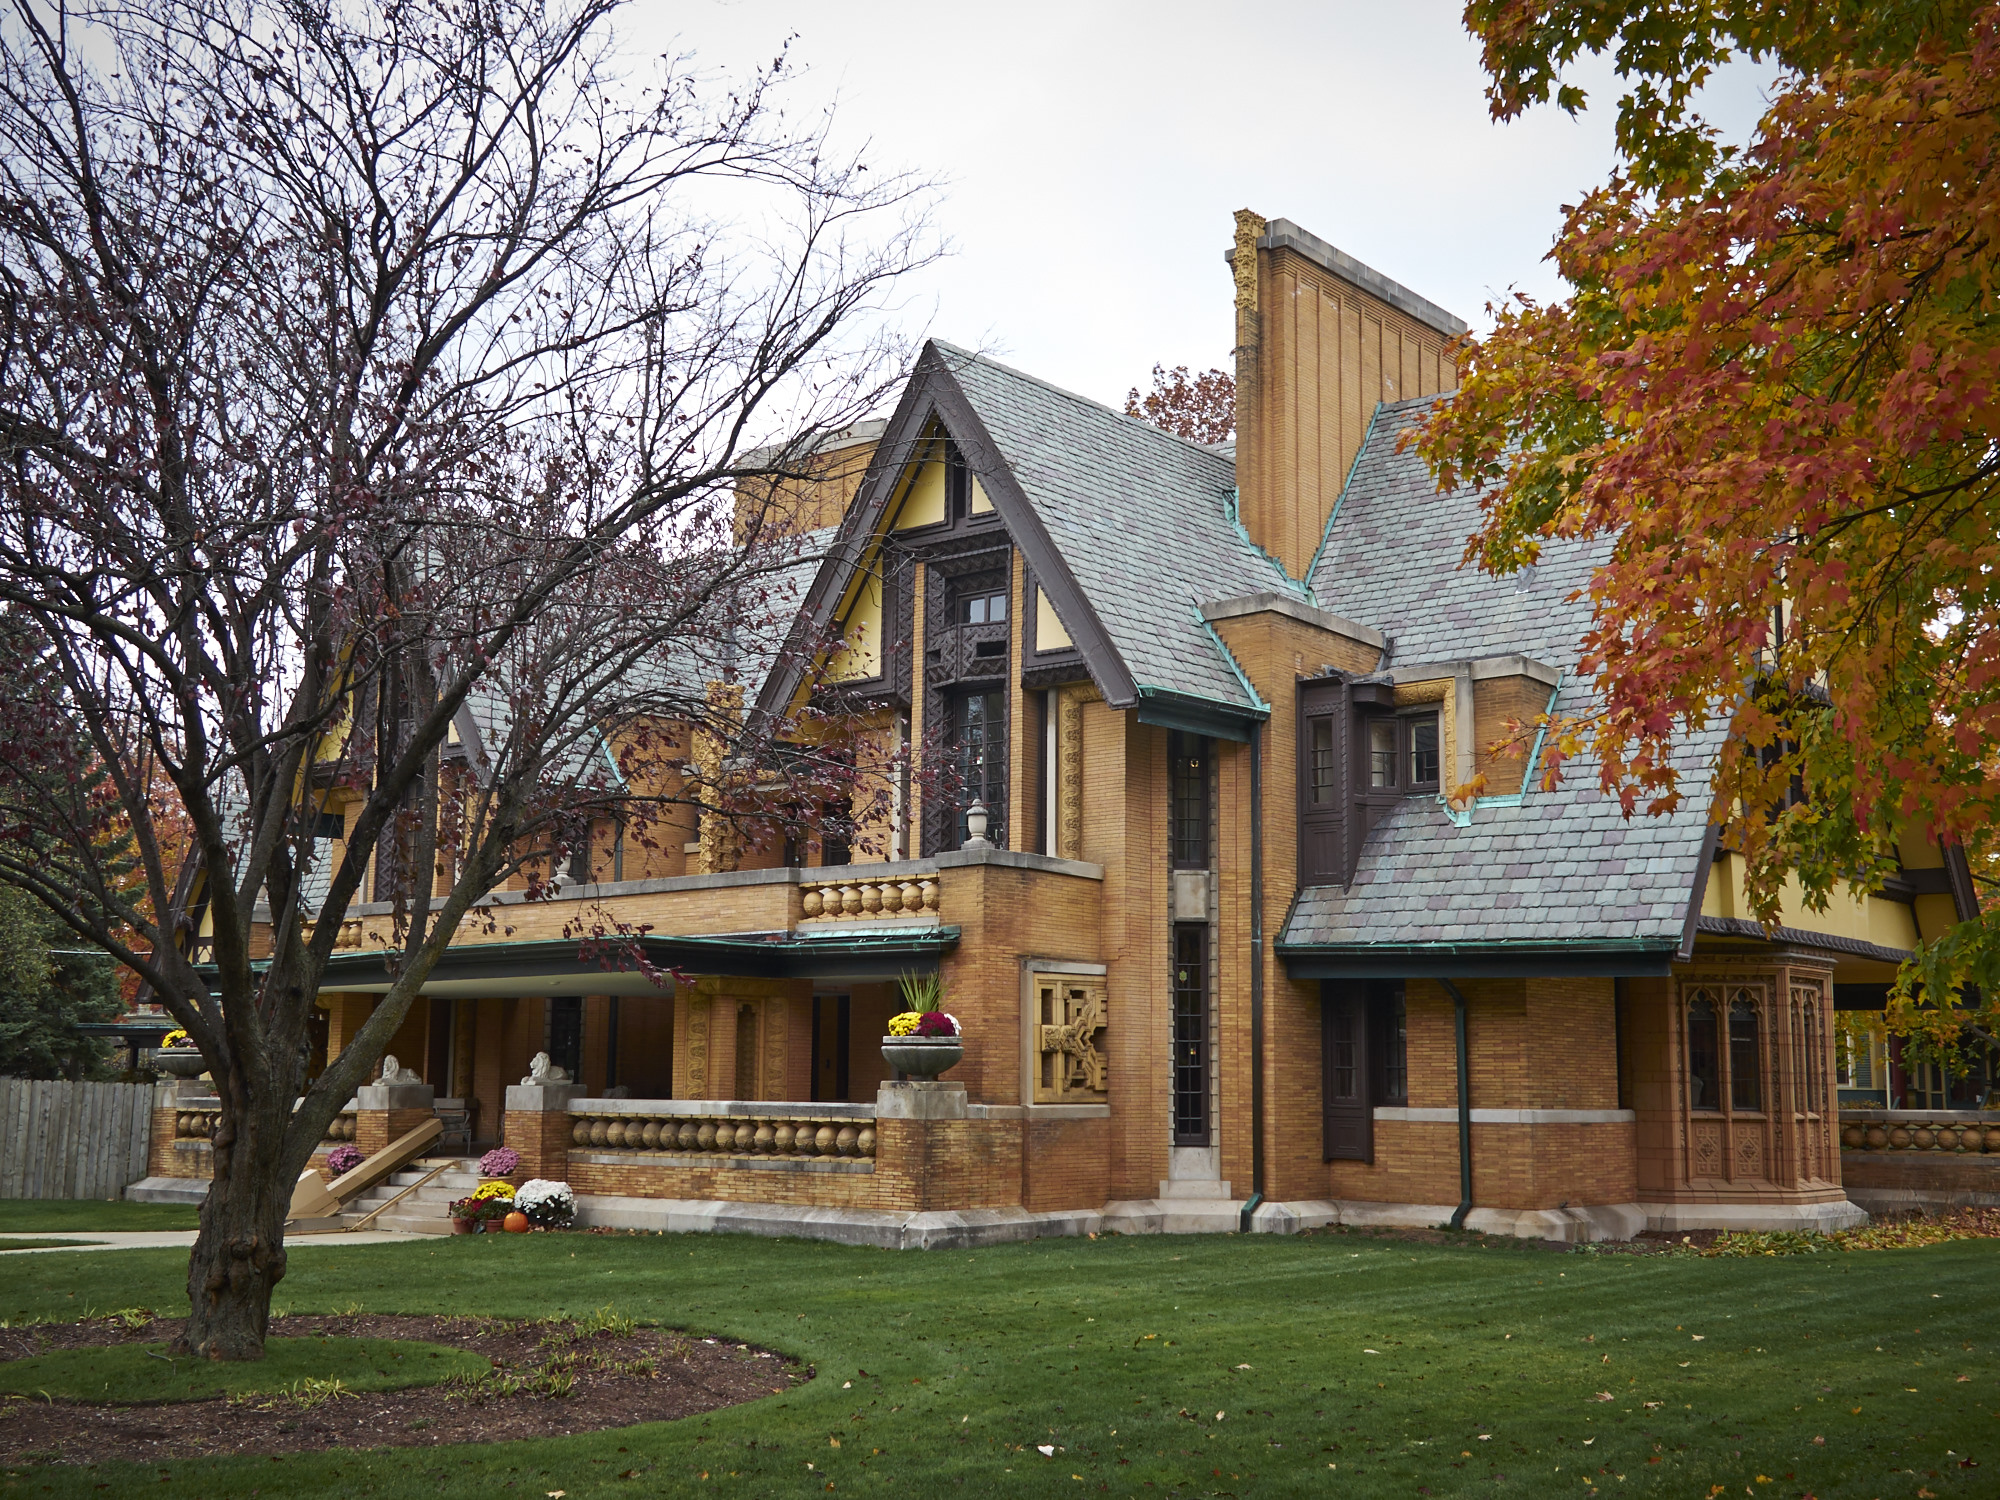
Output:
top-left (504, 1078), bottom-right (582, 1181)
top-left (354, 1074), bottom-right (436, 1157)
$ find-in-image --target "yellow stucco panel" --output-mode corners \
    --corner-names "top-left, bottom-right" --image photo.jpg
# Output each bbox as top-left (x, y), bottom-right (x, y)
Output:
top-left (893, 458), bottom-right (946, 530)
top-left (1700, 853), bottom-right (1920, 952)
top-left (827, 571), bottom-right (883, 682)
top-left (1035, 587), bottom-right (1072, 652)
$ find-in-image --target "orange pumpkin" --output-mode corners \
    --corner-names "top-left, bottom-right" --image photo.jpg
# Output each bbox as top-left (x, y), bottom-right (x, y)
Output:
top-left (503, 1210), bottom-right (531, 1234)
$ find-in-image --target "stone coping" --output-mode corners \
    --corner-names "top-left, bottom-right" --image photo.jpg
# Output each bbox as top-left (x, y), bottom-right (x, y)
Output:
top-left (1841, 1108), bottom-right (2000, 1123)
top-left (1372, 1107), bottom-right (1635, 1125)
top-left (569, 1098), bottom-right (878, 1120)
top-left (569, 1152), bottom-right (873, 1175)
top-left (277, 843), bottom-right (1106, 923)
top-left (967, 1103), bottom-right (1111, 1121)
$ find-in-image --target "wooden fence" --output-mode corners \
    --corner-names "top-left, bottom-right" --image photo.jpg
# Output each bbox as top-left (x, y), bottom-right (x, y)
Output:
top-left (0, 1078), bottom-right (155, 1200)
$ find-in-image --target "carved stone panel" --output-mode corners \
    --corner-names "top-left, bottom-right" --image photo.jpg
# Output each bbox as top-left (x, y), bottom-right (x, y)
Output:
top-left (1034, 977), bottom-right (1108, 1104)
top-left (1691, 1119), bottom-right (1723, 1179)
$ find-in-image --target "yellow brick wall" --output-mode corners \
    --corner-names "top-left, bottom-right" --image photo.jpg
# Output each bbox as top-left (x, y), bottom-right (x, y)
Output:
top-left (1472, 675), bottom-right (1554, 796)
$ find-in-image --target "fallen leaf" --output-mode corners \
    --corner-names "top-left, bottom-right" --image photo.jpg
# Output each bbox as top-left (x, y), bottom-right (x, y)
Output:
top-left (1592, 1392), bottom-right (1614, 1402)
top-left (1038, 1446), bottom-right (1054, 1457)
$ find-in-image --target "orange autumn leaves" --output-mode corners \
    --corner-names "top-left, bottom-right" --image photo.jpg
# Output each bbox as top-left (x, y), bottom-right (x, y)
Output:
top-left (1421, 6), bottom-right (2000, 1038)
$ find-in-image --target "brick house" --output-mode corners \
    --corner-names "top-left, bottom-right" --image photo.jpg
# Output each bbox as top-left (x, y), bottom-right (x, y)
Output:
top-left (144, 209), bottom-right (1984, 1242)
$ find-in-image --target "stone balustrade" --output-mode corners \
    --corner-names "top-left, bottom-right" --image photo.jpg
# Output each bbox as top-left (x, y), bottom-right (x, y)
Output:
top-left (1840, 1110), bottom-right (2000, 1154)
top-left (173, 1107), bottom-right (219, 1141)
top-left (322, 1110), bottom-right (358, 1143)
top-left (799, 867), bottom-right (939, 922)
top-left (570, 1104), bottom-right (877, 1160)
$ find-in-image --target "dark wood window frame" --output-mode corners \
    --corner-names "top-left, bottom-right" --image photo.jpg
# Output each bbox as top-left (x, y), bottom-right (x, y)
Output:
top-left (1322, 979), bottom-right (1407, 1162)
top-left (1169, 731), bottom-right (1210, 871)
top-left (1171, 923), bottom-right (1210, 1146)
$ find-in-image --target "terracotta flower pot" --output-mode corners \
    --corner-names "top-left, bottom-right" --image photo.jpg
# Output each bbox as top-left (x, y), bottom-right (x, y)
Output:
top-left (503, 1210), bottom-right (531, 1234)
top-left (449, 1217), bottom-right (476, 1235)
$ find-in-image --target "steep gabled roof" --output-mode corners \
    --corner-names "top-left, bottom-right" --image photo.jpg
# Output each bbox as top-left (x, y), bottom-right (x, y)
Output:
top-left (1307, 395), bottom-right (1604, 670)
top-left (755, 341), bottom-right (1286, 735)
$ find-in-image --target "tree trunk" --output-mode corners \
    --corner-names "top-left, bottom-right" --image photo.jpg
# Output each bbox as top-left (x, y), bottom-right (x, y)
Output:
top-left (175, 1092), bottom-right (294, 1360)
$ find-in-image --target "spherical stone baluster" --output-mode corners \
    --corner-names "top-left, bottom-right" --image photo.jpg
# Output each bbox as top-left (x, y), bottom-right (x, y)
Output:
top-left (815, 1124), bottom-right (838, 1155)
top-left (636, 1121), bottom-right (657, 1149)
top-left (1841, 1125), bottom-right (1863, 1150)
top-left (816, 884), bottom-right (837, 917)
top-left (696, 1121), bottom-right (717, 1152)
top-left (571, 1119), bottom-right (590, 1146)
top-left (754, 1122), bottom-right (776, 1153)
top-left (801, 887), bottom-right (823, 918)
top-left (1985, 1126), bottom-right (2000, 1154)
top-left (840, 885), bottom-right (862, 916)
top-left (668, 1122), bottom-right (691, 1151)
top-left (857, 1126), bottom-right (876, 1158)
top-left (899, 882), bottom-right (921, 913)
top-left (584, 1119), bottom-right (605, 1147)
top-left (719, 1122), bottom-right (742, 1152)
top-left (771, 1122), bottom-right (793, 1153)
top-left (791, 1122), bottom-right (816, 1156)
top-left (835, 1125), bottom-right (858, 1156)
top-left (612, 1120), bottom-right (633, 1148)
top-left (919, 879), bottom-right (938, 912)
top-left (1865, 1125), bottom-right (1889, 1150)
top-left (1888, 1125), bottom-right (1912, 1149)
top-left (1913, 1126), bottom-right (1935, 1150)
top-left (861, 883), bottom-right (883, 915)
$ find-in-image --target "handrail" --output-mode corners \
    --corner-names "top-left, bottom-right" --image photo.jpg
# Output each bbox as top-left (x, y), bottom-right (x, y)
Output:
top-left (338, 1160), bottom-right (454, 1232)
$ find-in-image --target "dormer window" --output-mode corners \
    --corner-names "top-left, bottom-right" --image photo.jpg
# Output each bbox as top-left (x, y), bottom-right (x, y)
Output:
top-left (1365, 712), bottom-right (1440, 793)
top-left (1368, 719), bottom-right (1397, 787)
top-left (1409, 715), bottom-right (1440, 788)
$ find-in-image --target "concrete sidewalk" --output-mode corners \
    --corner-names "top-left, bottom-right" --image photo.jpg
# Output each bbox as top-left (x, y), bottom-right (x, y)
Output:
top-left (0, 1230), bottom-right (427, 1254)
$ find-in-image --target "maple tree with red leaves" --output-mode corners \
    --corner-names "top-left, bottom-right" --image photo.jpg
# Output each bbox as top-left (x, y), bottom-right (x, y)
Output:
top-left (1125, 364), bottom-right (1235, 445)
top-left (1420, 1), bottom-right (2000, 1063)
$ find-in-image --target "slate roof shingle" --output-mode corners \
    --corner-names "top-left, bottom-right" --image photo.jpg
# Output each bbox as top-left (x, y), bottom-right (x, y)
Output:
top-left (1308, 395), bottom-right (1605, 671)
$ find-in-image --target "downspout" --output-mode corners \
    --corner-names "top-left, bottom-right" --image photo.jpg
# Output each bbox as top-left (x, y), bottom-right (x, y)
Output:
top-left (1440, 978), bottom-right (1473, 1231)
top-left (1239, 721), bottom-right (1266, 1234)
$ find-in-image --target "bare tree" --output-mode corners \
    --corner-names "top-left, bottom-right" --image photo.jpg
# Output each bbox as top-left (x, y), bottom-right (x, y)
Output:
top-left (0, 0), bottom-right (931, 1358)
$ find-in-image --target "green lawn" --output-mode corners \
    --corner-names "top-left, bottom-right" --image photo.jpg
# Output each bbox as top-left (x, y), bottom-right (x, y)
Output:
top-left (0, 1198), bottom-right (198, 1232)
top-left (0, 1239), bottom-right (94, 1252)
top-left (0, 1228), bottom-right (1993, 1498)
top-left (0, 1335), bottom-right (486, 1402)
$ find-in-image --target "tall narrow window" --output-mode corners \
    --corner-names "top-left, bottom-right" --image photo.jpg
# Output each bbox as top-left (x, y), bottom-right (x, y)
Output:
top-left (1368, 719), bottom-right (1397, 787)
top-left (1373, 984), bottom-right (1408, 1104)
top-left (1169, 733), bottom-right (1209, 869)
top-left (545, 996), bottom-right (583, 1084)
top-left (1729, 996), bottom-right (1762, 1111)
top-left (1321, 984), bottom-right (1373, 1162)
top-left (1171, 925), bottom-right (1208, 1145)
top-left (947, 689), bottom-right (1005, 846)
top-left (1687, 995), bottom-right (1720, 1111)
top-left (1309, 719), bottom-right (1337, 804)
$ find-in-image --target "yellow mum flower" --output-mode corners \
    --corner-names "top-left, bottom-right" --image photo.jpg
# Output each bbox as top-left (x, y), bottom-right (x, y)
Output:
top-left (471, 1180), bottom-right (517, 1202)
top-left (887, 1011), bottom-right (923, 1037)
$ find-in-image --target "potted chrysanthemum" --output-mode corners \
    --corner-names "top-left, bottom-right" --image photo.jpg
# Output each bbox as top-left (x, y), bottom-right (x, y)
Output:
top-left (881, 972), bottom-right (962, 1079)
top-left (151, 1029), bottom-right (208, 1078)
top-left (448, 1179), bottom-right (517, 1234)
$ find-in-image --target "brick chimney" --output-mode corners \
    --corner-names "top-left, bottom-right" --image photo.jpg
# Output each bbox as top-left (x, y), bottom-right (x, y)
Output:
top-left (1226, 213), bottom-right (1469, 580)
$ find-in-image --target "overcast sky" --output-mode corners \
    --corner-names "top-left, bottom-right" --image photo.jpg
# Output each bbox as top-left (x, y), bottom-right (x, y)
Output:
top-left (626, 1), bottom-right (1773, 412)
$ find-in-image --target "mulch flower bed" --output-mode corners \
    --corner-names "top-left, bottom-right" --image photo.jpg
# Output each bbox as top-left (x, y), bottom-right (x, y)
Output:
top-left (0, 1312), bottom-right (807, 1465)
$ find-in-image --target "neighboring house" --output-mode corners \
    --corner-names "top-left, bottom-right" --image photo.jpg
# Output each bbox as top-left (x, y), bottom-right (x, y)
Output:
top-left (154, 210), bottom-right (1984, 1242)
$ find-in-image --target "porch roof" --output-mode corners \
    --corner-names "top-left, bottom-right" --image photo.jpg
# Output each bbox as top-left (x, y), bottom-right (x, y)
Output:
top-left (269, 928), bottom-right (959, 999)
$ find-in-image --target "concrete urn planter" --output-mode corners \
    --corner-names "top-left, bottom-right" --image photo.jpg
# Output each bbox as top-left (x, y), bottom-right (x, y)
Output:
top-left (152, 1049), bottom-right (209, 1078)
top-left (881, 1035), bottom-right (963, 1080)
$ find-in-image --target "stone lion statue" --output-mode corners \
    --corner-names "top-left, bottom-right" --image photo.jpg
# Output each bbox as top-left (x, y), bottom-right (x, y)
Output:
top-left (520, 1051), bottom-right (571, 1086)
